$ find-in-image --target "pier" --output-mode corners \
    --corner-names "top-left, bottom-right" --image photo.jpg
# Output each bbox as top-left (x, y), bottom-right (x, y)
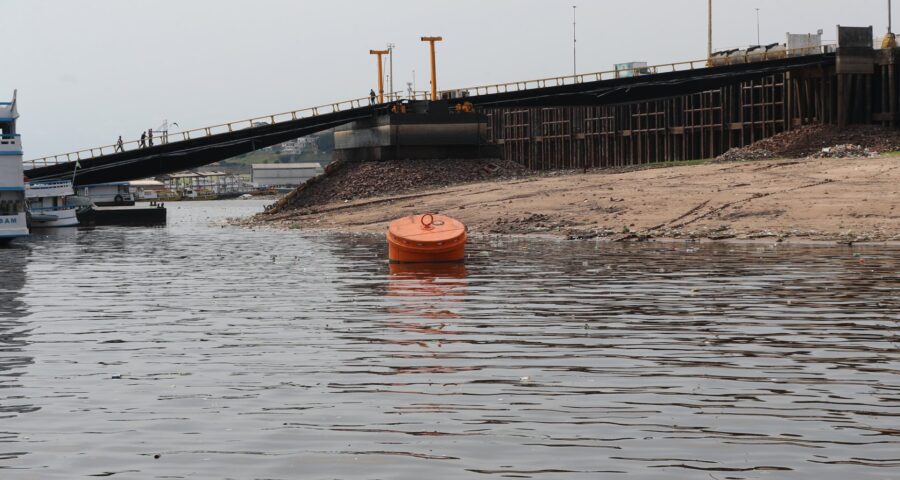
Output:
top-left (20, 26), bottom-right (900, 183)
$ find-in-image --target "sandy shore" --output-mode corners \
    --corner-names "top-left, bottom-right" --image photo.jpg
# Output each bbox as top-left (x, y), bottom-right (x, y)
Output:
top-left (251, 155), bottom-right (900, 244)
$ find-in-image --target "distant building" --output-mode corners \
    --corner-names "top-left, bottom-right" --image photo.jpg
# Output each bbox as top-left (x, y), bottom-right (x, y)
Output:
top-left (161, 170), bottom-right (247, 196)
top-left (129, 179), bottom-right (166, 200)
top-left (278, 137), bottom-right (320, 156)
top-left (251, 163), bottom-right (323, 187)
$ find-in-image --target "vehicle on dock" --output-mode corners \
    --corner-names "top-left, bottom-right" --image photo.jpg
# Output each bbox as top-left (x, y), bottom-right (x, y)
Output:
top-left (0, 91), bottom-right (29, 244)
top-left (75, 182), bottom-right (135, 206)
top-left (26, 180), bottom-right (81, 228)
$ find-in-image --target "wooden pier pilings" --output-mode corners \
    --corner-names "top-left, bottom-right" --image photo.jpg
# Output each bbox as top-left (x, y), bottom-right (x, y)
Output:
top-left (482, 27), bottom-right (899, 170)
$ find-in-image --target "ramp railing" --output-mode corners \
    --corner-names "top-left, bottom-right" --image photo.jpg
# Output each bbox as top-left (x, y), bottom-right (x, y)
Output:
top-left (24, 95), bottom-right (383, 169)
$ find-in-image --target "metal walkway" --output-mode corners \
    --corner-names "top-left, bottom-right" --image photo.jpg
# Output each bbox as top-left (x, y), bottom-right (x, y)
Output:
top-left (25, 99), bottom-right (380, 185)
top-left (24, 46), bottom-right (835, 185)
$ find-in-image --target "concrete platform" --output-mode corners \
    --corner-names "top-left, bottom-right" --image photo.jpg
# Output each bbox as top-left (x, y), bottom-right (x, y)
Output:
top-left (334, 100), bottom-right (501, 162)
top-left (83, 205), bottom-right (167, 227)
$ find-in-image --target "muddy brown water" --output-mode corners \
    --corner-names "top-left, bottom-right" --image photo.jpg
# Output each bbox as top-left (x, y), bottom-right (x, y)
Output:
top-left (0, 201), bottom-right (898, 479)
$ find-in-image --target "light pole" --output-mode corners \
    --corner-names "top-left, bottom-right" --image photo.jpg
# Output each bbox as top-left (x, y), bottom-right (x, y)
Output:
top-left (886, 0), bottom-right (897, 49)
top-left (421, 36), bottom-right (443, 101)
top-left (572, 5), bottom-right (577, 77)
top-left (370, 49), bottom-right (389, 104)
top-left (387, 43), bottom-right (396, 100)
top-left (708, 0), bottom-right (713, 58)
top-left (888, 0), bottom-right (894, 35)
top-left (756, 8), bottom-right (761, 45)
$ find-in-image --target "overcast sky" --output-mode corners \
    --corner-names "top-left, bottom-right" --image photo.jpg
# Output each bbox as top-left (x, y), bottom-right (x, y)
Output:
top-left (2, 0), bottom-right (893, 158)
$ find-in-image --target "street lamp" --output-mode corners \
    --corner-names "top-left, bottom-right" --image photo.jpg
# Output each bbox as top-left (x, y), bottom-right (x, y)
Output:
top-left (572, 5), bottom-right (577, 77)
top-left (387, 43), bottom-right (396, 101)
top-left (708, 0), bottom-right (713, 58)
top-left (885, 0), bottom-right (897, 48)
top-left (756, 8), bottom-right (761, 46)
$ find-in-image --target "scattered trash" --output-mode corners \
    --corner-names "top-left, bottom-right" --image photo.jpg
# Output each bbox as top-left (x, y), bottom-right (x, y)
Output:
top-left (736, 124), bottom-right (900, 158)
top-left (716, 146), bottom-right (775, 162)
top-left (811, 144), bottom-right (878, 159)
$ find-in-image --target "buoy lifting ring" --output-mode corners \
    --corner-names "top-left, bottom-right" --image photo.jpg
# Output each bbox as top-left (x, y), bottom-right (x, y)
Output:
top-left (421, 213), bottom-right (444, 228)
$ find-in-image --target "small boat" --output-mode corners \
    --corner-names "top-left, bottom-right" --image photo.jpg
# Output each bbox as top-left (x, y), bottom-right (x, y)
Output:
top-left (26, 180), bottom-right (80, 228)
top-left (387, 213), bottom-right (467, 263)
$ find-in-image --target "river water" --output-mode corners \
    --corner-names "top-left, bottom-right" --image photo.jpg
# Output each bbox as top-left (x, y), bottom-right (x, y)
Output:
top-left (0, 200), bottom-right (898, 479)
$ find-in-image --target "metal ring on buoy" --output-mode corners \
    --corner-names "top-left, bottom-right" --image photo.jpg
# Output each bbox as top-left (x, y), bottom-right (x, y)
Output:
top-left (421, 213), bottom-right (435, 228)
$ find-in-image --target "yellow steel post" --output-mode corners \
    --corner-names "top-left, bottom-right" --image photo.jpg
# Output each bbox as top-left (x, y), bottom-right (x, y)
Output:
top-left (421, 36), bottom-right (443, 100)
top-left (370, 49), bottom-right (389, 104)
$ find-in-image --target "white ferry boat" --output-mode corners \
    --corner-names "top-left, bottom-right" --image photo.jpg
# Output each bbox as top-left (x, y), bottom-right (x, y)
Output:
top-left (26, 180), bottom-right (80, 228)
top-left (0, 91), bottom-right (29, 244)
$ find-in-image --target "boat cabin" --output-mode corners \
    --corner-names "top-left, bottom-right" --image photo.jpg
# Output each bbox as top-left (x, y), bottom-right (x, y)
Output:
top-left (0, 90), bottom-right (28, 241)
top-left (26, 180), bottom-right (79, 228)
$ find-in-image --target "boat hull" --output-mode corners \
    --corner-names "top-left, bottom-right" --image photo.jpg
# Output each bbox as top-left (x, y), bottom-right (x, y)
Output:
top-left (0, 213), bottom-right (29, 241)
top-left (30, 208), bottom-right (79, 228)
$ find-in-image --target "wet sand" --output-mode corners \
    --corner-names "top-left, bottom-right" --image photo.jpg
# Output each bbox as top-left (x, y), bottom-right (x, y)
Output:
top-left (254, 155), bottom-right (900, 243)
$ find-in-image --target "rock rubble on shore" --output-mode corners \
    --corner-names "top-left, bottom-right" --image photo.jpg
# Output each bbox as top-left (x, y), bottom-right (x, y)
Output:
top-left (268, 158), bottom-right (526, 214)
top-left (716, 124), bottom-right (900, 162)
top-left (716, 147), bottom-right (776, 162)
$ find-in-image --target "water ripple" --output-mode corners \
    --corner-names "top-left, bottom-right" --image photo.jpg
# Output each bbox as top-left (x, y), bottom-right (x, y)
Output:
top-left (0, 201), bottom-right (897, 479)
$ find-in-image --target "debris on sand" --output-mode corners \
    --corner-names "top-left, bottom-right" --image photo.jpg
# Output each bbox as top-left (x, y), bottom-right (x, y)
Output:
top-left (810, 144), bottom-right (878, 159)
top-left (750, 124), bottom-right (900, 158)
top-left (491, 213), bottom-right (574, 235)
top-left (716, 147), bottom-right (775, 162)
top-left (716, 124), bottom-right (900, 162)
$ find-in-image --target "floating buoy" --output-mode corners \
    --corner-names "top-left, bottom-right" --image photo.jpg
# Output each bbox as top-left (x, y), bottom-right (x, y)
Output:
top-left (387, 213), bottom-right (467, 263)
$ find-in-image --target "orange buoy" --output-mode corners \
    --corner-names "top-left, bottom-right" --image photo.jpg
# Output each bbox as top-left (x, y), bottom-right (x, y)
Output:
top-left (387, 213), bottom-right (467, 263)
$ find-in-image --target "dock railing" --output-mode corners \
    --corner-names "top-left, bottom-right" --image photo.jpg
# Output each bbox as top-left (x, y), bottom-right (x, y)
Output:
top-left (24, 44), bottom-right (834, 170)
top-left (438, 43), bottom-right (835, 98)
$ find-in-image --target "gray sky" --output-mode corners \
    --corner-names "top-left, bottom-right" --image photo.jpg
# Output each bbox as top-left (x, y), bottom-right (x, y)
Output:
top-left (2, 0), bottom-right (893, 158)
